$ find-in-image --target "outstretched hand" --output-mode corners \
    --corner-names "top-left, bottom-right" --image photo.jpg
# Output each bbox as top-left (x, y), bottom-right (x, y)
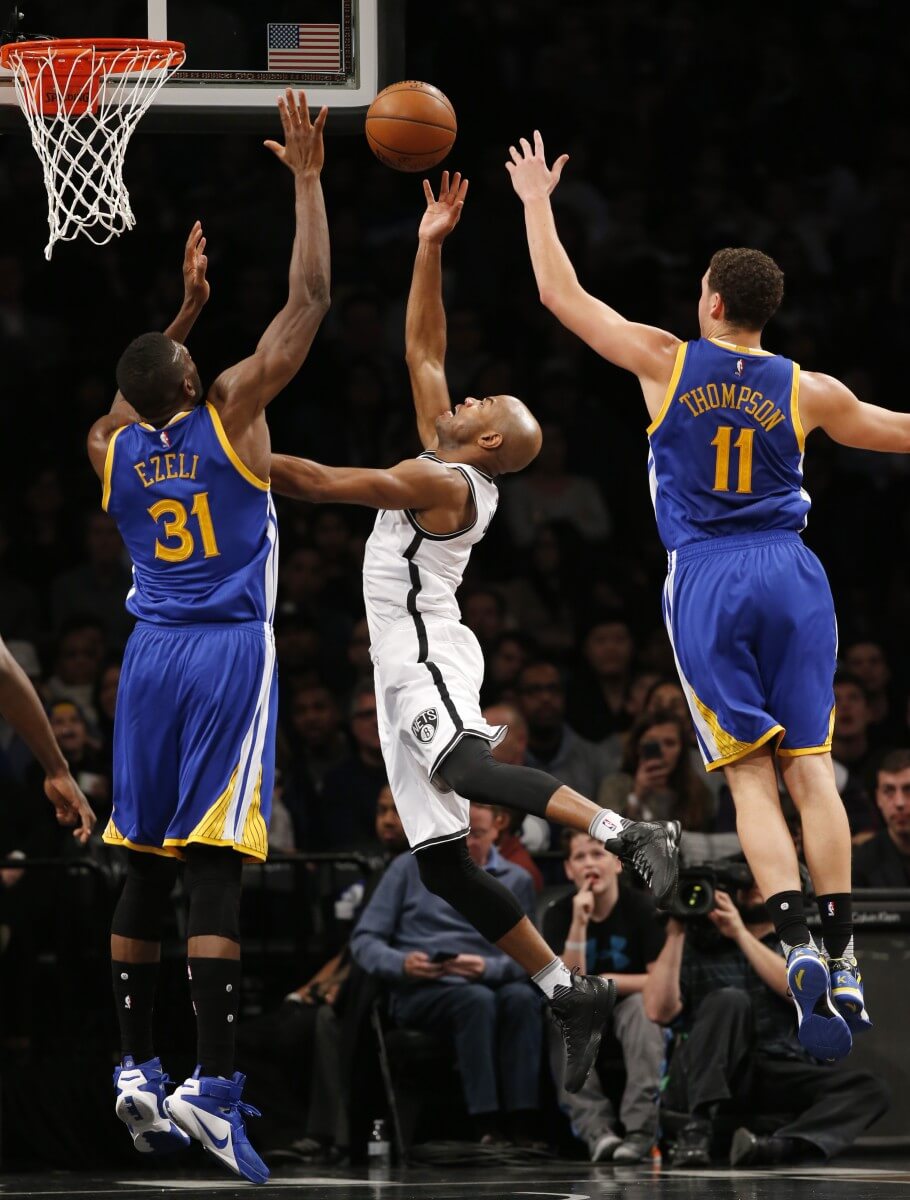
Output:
top-left (419, 171), bottom-right (469, 244)
top-left (264, 88), bottom-right (328, 176)
top-left (182, 220), bottom-right (210, 308)
top-left (44, 771), bottom-right (96, 846)
top-left (505, 130), bottom-right (569, 202)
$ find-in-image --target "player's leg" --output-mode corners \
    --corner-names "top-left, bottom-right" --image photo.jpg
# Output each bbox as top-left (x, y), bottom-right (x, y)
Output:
top-left (165, 845), bottom-right (268, 1184)
top-left (415, 835), bottom-right (615, 1093)
top-left (780, 753), bottom-right (869, 1031)
top-left (110, 849), bottom-right (190, 1153)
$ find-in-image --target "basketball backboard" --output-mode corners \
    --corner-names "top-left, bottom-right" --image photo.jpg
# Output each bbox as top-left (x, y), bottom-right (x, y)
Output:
top-left (0, 0), bottom-right (403, 130)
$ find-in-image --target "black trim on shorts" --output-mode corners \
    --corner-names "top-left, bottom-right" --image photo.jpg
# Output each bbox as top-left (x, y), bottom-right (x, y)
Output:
top-left (410, 825), bottom-right (470, 853)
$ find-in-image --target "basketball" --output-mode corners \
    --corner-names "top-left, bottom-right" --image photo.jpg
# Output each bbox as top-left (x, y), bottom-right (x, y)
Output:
top-left (365, 81), bottom-right (456, 172)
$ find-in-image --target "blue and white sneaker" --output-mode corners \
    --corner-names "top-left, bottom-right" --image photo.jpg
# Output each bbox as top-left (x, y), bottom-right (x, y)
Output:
top-left (828, 956), bottom-right (873, 1034)
top-left (165, 1067), bottom-right (269, 1185)
top-left (786, 944), bottom-right (852, 1063)
top-left (113, 1056), bottom-right (191, 1154)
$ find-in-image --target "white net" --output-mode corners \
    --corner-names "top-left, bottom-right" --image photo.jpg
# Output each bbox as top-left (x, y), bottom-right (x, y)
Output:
top-left (5, 41), bottom-right (185, 259)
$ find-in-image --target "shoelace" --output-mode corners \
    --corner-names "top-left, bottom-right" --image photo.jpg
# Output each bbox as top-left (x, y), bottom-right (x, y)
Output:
top-left (629, 844), bottom-right (653, 883)
top-left (235, 1100), bottom-right (262, 1120)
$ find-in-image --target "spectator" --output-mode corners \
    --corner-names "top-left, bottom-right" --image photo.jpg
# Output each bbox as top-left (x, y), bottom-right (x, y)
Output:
top-left (482, 631), bottom-right (537, 706)
top-left (92, 658), bottom-right (121, 769)
top-left (483, 701), bottom-right (549, 863)
top-left (843, 640), bottom-right (907, 749)
top-left (351, 802), bottom-right (542, 1144)
top-left (502, 422), bottom-right (612, 548)
top-left (50, 511), bottom-right (134, 648)
top-left (599, 710), bottom-right (713, 832)
top-left (461, 586), bottom-right (509, 652)
top-left (345, 618), bottom-right (373, 687)
top-left (853, 749), bottom-right (910, 886)
top-left (44, 618), bottom-right (107, 732)
top-left (320, 682), bottom-right (388, 850)
top-left (831, 672), bottom-right (883, 841)
top-left (643, 677), bottom-right (728, 803)
top-left (567, 614), bottom-right (637, 742)
top-left (517, 660), bottom-right (610, 801)
top-left (543, 832), bottom-right (665, 1162)
top-left (501, 523), bottom-right (583, 654)
top-left (282, 682), bottom-right (349, 849)
top-left (643, 874), bottom-right (888, 1167)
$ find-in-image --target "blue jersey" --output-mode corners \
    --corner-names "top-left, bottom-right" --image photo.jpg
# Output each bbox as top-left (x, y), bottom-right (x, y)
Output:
top-left (647, 338), bottom-right (810, 551)
top-left (103, 403), bottom-right (278, 625)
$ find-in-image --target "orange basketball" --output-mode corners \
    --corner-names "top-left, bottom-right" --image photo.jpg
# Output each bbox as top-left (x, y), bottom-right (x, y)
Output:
top-left (365, 81), bottom-right (456, 173)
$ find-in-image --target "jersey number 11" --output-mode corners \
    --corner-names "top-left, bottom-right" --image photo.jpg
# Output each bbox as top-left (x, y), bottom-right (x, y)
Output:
top-left (711, 426), bottom-right (754, 494)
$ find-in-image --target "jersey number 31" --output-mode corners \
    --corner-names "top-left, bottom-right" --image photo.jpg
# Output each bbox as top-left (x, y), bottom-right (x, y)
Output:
top-left (148, 492), bottom-right (221, 563)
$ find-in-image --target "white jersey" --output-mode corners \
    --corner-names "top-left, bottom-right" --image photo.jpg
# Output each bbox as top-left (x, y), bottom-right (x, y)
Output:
top-left (363, 452), bottom-right (499, 645)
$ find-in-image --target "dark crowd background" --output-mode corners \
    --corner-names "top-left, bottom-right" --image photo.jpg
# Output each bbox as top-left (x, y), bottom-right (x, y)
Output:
top-left (1, 0), bottom-right (909, 1166)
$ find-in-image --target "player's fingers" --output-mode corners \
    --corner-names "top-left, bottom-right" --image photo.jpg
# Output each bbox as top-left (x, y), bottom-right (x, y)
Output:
top-left (533, 129), bottom-right (545, 155)
top-left (275, 97), bottom-right (291, 139)
top-left (440, 169), bottom-right (449, 197)
top-left (504, 161), bottom-right (514, 175)
top-left (519, 136), bottom-right (533, 158)
top-left (508, 145), bottom-right (521, 164)
top-left (552, 153), bottom-right (570, 182)
top-left (458, 178), bottom-right (469, 201)
top-left (186, 220), bottom-right (200, 251)
top-left (296, 89), bottom-right (310, 126)
top-left (314, 105), bottom-right (328, 133)
top-left (422, 178), bottom-right (434, 204)
top-left (286, 87), bottom-right (300, 124)
top-left (198, 236), bottom-right (206, 254)
top-left (263, 139), bottom-right (285, 158)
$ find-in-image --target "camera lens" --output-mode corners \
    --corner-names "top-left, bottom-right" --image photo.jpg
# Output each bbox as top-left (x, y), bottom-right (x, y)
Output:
top-left (677, 878), bottom-right (715, 917)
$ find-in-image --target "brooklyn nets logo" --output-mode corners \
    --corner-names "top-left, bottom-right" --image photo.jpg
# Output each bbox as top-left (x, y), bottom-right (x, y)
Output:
top-left (411, 708), bottom-right (439, 743)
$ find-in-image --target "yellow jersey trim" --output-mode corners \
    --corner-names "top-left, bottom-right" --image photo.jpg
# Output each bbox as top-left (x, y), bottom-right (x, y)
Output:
top-left (646, 341), bottom-right (688, 436)
top-left (102, 819), bottom-right (182, 859)
top-left (708, 337), bottom-right (773, 357)
top-left (101, 425), bottom-right (128, 512)
top-left (779, 706), bottom-right (834, 757)
top-left (240, 768), bottom-right (268, 860)
top-left (704, 724), bottom-right (785, 772)
top-left (790, 362), bottom-right (805, 454)
top-left (163, 834), bottom-right (267, 863)
top-left (688, 685), bottom-right (785, 771)
top-left (206, 403), bottom-right (270, 491)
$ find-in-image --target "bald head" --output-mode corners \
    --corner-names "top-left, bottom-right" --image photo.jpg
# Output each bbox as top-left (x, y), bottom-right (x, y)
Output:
top-left (491, 396), bottom-right (543, 474)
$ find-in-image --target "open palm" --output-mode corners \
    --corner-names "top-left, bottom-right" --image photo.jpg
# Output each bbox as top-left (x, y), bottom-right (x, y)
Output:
top-left (419, 171), bottom-right (469, 244)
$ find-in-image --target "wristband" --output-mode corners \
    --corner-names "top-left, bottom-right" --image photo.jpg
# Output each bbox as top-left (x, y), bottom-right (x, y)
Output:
top-left (284, 991), bottom-right (304, 1004)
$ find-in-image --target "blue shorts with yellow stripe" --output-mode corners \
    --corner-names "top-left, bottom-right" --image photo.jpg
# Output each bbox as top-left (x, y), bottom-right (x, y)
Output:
top-left (104, 620), bottom-right (276, 861)
top-left (663, 531), bottom-right (836, 772)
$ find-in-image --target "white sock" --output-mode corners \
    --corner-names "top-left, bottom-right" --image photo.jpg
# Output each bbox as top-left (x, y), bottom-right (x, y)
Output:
top-left (532, 956), bottom-right (573, 998)
top-left (588, 808), bottom-right (630, 842)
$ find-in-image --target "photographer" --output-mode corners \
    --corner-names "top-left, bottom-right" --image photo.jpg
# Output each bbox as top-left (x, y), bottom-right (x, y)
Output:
top-left (643, 866), bottom-right (888, 1167)
top-left (598, 709), bottom-right (713, 832)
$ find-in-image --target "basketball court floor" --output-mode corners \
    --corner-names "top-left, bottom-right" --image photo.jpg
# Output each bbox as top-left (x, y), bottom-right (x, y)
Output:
top-left (2, 1161), bottom-right (910, 1198)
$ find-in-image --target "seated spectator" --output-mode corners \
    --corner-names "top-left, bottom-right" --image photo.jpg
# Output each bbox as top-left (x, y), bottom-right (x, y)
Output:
top-left (461, 586), bottom-right (510, 654)
top-left (43, 618), bottom-right (107, 733)
top-left (567, 614), bottom-right (637, 743)
top-left (832, 672), bottom-right (884, 842)
top-left (483, 700), bottom-right (549, 862)
top-left (50, 511), bottom-right (134, 649)
top-left (643, 876), bottom-right (888, 1167)
top-left (351, 802), bottom-right (542, 1144)
top-left (501, 523), bottom-right (583, 655)
top-left (281, 682), bottom-right (350, 850)
top-left (843, 640), bottom-right (907, 749)
top-left (320, 682), bottom-right (388, 850)
top-left (481, 631), bottom-right (537, 706)
top-left (644, 678), bottom-right (728, 802)
top-left (543, 832), bottom-right (665, 1162)
top-left (92, 658), bottom-right (121, 770)
top-left (517, 660), bottom-right (611, 800)
top-left (853, 749), bottom-right (910, 886)
top-left (599, 710), bottom-right (713, 833)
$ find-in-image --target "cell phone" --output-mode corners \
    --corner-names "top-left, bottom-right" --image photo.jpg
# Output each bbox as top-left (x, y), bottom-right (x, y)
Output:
top-left (640, 739), bottom-right (663, 760)
top-left (431, 951), bottom-right (456, 964)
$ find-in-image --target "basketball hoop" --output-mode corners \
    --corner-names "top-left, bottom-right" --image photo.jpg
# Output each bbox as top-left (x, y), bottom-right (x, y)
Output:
top-left (0, 38), bottom-right (185, 259)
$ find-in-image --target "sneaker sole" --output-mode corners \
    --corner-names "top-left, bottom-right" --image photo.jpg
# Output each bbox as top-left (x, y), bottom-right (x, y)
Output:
top-left (654, 821), bottom-right (681, 908)
top-left (729, 1127), bottom-right (758, 1168)
top-left (564, 979), bottom-right (617, 1094)
top-left (115, 1091), bottom-right (190, 1155)
top-left (166, 1095), bottom-right (269, 1185)
top-left (789, 955), bottom-right (852, 1062)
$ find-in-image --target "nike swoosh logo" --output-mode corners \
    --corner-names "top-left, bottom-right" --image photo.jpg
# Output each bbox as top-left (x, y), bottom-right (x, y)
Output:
top-left (118, 1073), bottom-right (141, 1082)
top-left (195, 1115), bottom-right (230, 1150)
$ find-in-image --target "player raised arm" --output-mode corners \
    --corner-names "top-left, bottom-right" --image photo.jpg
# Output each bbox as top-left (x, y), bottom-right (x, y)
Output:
top-left (799, 370), bottom-right (910, 452)
top-left (506, 131), bottom-right (679, 399)
top-left (209, 88), bottom-right (330, 429)
top-left (0, 637), bottom-right (95, 844)
top-left (270, 452), bottom-right (470, 517)
top-left (405, 171), bottom-right (469, 450)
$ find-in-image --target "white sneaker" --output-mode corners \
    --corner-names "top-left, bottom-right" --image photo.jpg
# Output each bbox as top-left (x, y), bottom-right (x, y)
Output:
top-left (113, 1056), bottom-right (191, 1155)
top-left (590, 1130), bottom-right (622, 1162)
top-left (166, 1066), bottom-right (269, 1184)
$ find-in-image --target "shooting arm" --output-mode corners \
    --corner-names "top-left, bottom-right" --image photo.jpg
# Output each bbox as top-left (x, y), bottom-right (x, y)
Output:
top-left (800, 370), bottom-right (910, 452)
top-left (405, 239), bottom-right (450, 450)
top-left (642, 922), bottom-right (685, 1024)
top-left (270, 453), bottom-right (467, 511)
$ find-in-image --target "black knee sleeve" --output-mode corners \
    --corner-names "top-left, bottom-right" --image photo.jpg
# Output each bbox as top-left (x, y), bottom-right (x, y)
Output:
top-left (436, 735), bottom-right (560, 818)
top-left (416, 837), bottom-right (524, 944)
top-left (111, 850), bottom-right (179, 942)
top-left (184, 844), bottom-right (243, 943)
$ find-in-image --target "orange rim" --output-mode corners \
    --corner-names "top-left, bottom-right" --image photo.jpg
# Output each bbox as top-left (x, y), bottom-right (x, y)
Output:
top-left (0, 38), bottom-right (185, 75)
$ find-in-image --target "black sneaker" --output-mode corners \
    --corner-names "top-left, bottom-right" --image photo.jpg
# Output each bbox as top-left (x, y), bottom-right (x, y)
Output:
top-left (730, 1127), bottom-right (800, 1167)
top-left (549, 970), bottom-right (616, 1094)
top-left (606, 820), bottom-right (680, 906)
top-left (668, 1117), bottom-right (711, 1168)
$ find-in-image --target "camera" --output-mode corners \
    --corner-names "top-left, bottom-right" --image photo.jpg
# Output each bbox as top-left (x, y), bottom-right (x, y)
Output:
top-left (666, 858), bottom-right (754, 920)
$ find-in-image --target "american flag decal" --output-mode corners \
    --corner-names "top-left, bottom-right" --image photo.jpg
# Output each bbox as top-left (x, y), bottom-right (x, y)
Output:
top-left (267, 23), bottom-right (343, 73)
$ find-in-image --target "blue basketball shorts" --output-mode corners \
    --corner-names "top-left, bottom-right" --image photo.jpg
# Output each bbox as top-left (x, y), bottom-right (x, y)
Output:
top-left (103, 620), bottom-right (277, 861)
top-left (662, 531), bottom-right (837, 771)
